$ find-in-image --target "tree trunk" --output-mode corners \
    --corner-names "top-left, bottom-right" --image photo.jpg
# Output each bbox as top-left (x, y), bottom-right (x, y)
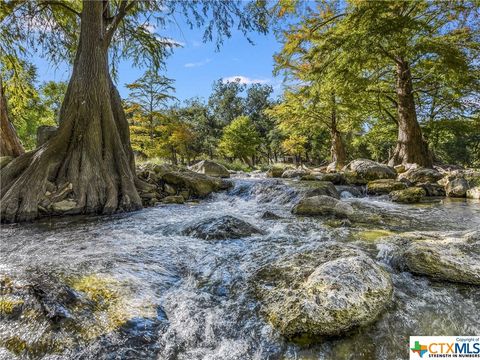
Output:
top-left (1, 2), bottom-right (142, 222)
top-left (330, 129), bottom-right (346, 168)
top-left (328, 94), bottom-right (346, 169)
top-left (0, 77), bottom-right (24, 157)
top-left (389, 59), bottom-right (432, 167)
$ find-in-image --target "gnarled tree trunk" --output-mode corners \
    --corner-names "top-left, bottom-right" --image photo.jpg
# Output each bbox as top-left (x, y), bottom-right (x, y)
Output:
top-left (389, 59), bottom-right (432, 168)
top-left (1, 2), bottom-right (142, 222)
top-left (0, 77), bottom-right (24, 157)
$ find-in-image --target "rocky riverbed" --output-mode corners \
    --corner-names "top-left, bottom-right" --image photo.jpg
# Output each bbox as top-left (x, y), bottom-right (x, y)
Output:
top-left (0, 166), bottom-right (479, 359)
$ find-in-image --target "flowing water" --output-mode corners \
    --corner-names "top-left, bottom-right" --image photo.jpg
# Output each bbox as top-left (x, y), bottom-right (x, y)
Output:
top-left (1, 176), bottom-right (480, 360)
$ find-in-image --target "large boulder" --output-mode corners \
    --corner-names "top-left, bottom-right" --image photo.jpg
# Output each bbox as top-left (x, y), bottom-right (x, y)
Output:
top-left (183, 215), bottom-right (264, 240)
top-left (367, 179), bottom-right (407, 195)
top-left (398, 167), bottom-right (443, 185)
top-left (302, 172), bottom-right (346, 185)
top-left (292, 195), bottom-right (354, 218)
top-left (161, 170), bottom-right (232, 198)
top-left (343, 159), bottom-right (396, 184)
top-left (254, 244), bottom-right (393, 338)
top-left (266, 166), bottom-right (286, 178)
top-left (445, 177), bottom-right (469, 197)
top-left (302, 181), bottom-right (339, 199)
top-left (281, 168), bottom-right (309, 178)
top-left (402, 231), bottom-right (480, 285)
top-left (418, 182), bottom-right (446, 197)
top-left (389, 187), bottom-right (426, 203)
top-left (189, 160), bottom-right (230, 178)
top-left (36, 125), bottom-right (58, 147)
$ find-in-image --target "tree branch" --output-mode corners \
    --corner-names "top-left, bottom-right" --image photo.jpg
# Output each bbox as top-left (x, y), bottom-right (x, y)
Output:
top-left (104, 0), bottom-right (136, 46)
top-left (40, 1), bottom-right (80, 17)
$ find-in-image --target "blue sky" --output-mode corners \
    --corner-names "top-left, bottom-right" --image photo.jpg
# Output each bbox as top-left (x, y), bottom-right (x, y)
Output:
top-left (31, 19), bottom-right (284, 103)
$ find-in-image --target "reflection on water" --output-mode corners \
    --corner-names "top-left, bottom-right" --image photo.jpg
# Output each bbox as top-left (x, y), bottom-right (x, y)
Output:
top-left (1, 177), bottom-right (479, 359)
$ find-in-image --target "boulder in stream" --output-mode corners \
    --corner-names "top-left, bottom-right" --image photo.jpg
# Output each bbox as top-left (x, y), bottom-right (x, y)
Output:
top-left (183, 215), bottom-right (265, 240)
top-left (254, 244), bottom-right (393, 339)
top-left (292, 195), bottom-right (354, 218)
top-left (445, 177), bottom-right (469, 197)
top-left (343, 159), bottom-right (396, 184)
top-left (161, 170), bottom-right (232, 198)
top-left (398, 167), bottom-right (443, 184)
top-left (303, 181), bottom-right (340, 199)
top-left (367, 179), bottom-right (407, 195)
top-left (189, 160), bottom-right (230, 178)
top-left (400, 231), bottom-right (480, 285)
top-left (389, 187), bottom-right (426, 203)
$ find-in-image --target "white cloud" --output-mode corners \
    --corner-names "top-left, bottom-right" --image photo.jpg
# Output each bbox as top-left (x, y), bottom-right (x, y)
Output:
top-left (161, 37), bottom-right (185, 47)
top-left (222, 76), bottom-right (270, 85)
top-left (184, 58), bottom-right (212, 68)
top-left (192, 40), bottom-right (203, 48)
top-left (143, 23), bottom-right (156, 34)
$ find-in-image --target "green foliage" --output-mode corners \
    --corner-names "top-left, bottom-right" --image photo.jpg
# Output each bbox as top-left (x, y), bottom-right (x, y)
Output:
top-left (218, 116), bottom-right (261, 163)
top-left (424, 118), bottom-right (480, 167)
top-left (0, 59), bottom-right (57, 149)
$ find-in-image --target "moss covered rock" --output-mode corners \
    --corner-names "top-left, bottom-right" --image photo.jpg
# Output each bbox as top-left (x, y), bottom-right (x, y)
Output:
top-left (292, 195), bottom-right (354, 218)
top-left (398, 167), bottom-right (443, 184)
top-left (161, 170), bottom-right (232, 198)
top-left (302, 181), bottom-right (340, 199)
top-left (367, 179), bottom-right (407, 195)
top-left (389, 187), bottom-right (426, 203)
top-left (403, 231), bottom-right (480, 285)
top-left (343, 159), bottom-right (396, 184)
top-left (254, 244), bottom-right (393, 339)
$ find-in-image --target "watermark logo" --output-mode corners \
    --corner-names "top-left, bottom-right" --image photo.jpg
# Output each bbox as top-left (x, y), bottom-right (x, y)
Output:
top-left (411, 341), bottom-right (428, 358)
top-left (410, 336), bottom-right (480, 359)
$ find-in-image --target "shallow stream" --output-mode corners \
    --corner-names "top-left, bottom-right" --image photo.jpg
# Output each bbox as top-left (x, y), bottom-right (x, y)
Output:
top-left (1, 176), bottom-right (479, 359)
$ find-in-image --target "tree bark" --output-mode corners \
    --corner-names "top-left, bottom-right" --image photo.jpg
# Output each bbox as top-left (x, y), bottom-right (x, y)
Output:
top-left (0, 77), bottom-right (25, 157)
top-left (1, 1), bottom-right (142, 222)
top-left (389, 59), bottom-right (432, 167)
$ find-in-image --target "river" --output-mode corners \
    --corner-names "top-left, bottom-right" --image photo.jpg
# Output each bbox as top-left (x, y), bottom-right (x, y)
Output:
top-left (1, 176), bottom-right (479, 359)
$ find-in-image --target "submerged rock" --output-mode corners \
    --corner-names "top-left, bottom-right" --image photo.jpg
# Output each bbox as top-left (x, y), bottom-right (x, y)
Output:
top-left (189, 160), bottom-right (230, 178)
top-left (183, 215), bottom-right (264, 240)
top-left (261, 211), bottom-right (282, 220)
top-left (389, 187), bottom-right (426, 203)
top-left (367, 179), bottom-right (407, 195)
top-left (254, 244), bottom-right (393, 339)
top-left (343, 159), bottom-right (396, 184)
top-left (292, 195), bottom-right (354, 218)
top-left (401, 231), bottom-right (480, 285)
